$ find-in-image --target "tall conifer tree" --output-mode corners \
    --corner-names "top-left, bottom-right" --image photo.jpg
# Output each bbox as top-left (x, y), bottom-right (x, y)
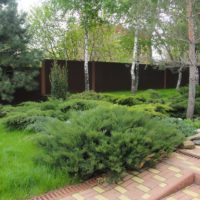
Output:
top-left (0, 0), bottom-right (42, 101)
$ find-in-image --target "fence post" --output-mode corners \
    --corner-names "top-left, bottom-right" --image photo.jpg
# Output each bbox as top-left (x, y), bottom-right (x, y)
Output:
top-left (91, 61), bottom-right (96, 91)
top-left (41, 61), bottom-right (46, 96)
top-left (164, 69), bottom-right (167, 89)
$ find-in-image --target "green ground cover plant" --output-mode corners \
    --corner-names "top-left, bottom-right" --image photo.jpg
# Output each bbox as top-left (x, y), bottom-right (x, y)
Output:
top-left (0, 122), bottom-right (74, 200)
top-left (2, 98), bottom-right (111, 131)
top-left (36, 106), bottom-right (184, 182)
top-left (0, 87), bottom-right (198, 199)
top-left (70, 89), bottom-right (166, 106)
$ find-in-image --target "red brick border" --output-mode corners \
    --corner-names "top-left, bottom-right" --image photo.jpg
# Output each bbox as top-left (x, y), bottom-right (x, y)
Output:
top-left (177, 149), bottom-right (200, 159)
top-left (28, 177), bottom-right (98, 200)
top-left (28, 149), bottom-right (200, 200)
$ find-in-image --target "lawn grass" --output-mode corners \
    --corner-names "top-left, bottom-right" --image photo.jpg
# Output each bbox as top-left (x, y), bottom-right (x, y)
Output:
top-left (103, 88), bottom-right (178, 99)
top-left (0, 121), bottom-right (73, 200)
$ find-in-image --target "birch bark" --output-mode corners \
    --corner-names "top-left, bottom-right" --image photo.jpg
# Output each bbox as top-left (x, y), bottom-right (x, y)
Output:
top-left (131, 29), bottom-right (138, 94)
top-left (84, 25), bottom-right (90, 91)
top-left (176, 66), bottom-right (183, 90)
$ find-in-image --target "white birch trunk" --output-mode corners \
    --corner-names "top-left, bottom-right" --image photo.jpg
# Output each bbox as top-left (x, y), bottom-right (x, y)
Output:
top-left (84, 25), bottom-right (90, 91)
top-left (131, 29), bottom-right (138, 94)
top-left (135, 61), bottom-right (140, 91)
top-left (176, 66), bottom-right (183, 91)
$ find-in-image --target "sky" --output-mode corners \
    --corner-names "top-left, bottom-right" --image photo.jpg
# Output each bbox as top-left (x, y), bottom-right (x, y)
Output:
top-left (17, 0), bottom-right (41, 12)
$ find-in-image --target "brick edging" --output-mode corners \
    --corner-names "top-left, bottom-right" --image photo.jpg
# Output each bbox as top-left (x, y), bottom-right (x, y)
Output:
top-left (28, 177), bottom-right (98, 200)
top-left (177, 149), bottom-right (200, 159)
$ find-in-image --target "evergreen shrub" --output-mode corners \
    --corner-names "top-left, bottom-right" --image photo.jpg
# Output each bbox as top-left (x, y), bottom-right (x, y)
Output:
top-left (36, 106), bottom-right (184, 182)
top-left (2, 99), bottom-right (111, 131)
top-left (162, 117), bottom-right (196, 137)
top-left (129, 103), bottom-right (172, 117)
top-left (169, 88), bottom-right (200, 118)
top-left (69, 89), bottom-right (165, 106)
top-left (50, 61), bottom-right (68, 100)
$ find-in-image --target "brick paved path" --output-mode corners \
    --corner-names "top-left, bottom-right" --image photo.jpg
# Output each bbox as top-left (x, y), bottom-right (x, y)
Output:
top-left (29, 147), bottom-right (200, 200)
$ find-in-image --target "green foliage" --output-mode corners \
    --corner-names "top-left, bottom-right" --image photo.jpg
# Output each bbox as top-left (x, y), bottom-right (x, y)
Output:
top-left (2, 100), bottom-right (67, 131)
top-left (129, 103), bottom-right (172, 117)
top-left (0, 0), bottom-right (42, 102)
top-left (2, 98), bottom-right (111, 131)
top-left (70, 90), bottom-right (165, 106)
top-left (183, 119), bottom-right (200, 129)
top-left (162, 118), bottom-right (196, 137)
top-left (50, 61), bottom-right (68, 100)
top-left (0, 104), bottom-right (6, 118)
top-left (59, 98), bottom-right (111, 112)
top-left (37, 106), bottom-right (184, 182)
top-left (169, 86), bottom-right (200, 118)
top-left (0, 122), bottom-right (74, 200)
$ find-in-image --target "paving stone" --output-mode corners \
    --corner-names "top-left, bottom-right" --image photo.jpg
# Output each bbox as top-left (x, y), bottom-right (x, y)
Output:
top-left (114, 186), bottom-right (127, 194)
top-left (29, 145), bottom-right (200, 200)
top-left (132, 176), bottom-right (144, 183)
top-left (153, 175), bottom-right (166, 182)
top-left (136, 184), bottom-right (150, 192)
top-left (118, 195), bottom-right (131, 200)
top-left (142, 193), bottom-right (150, 199)
top-left (93, 186), bottom-right (104, 193)
top-left (148, 168), bottom-right (160, 174)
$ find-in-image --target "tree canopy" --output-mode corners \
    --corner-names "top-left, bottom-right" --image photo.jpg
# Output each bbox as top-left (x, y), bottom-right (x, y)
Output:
top-left (0, 0), bottom-right (42, 101)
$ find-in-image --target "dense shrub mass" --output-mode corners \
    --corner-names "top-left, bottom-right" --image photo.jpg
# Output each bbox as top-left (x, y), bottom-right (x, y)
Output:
top-left (183, 118), bottom-right (200, 129)
top-left (169, 86), bottom-right (200, 118)
top-left (161, 118), bottom-right (196, 137)
top-left (0, 104), bottom-right (6, 118)
top-left (69, 89), bottom-right (165, 106)
top-left (128, 103), bottom-right (172, 117)
top-left (37, 106), bottom-right (184, 182)
top-left (50, 61), bottom-right (68, 100)
top-left (2, 88), bottom-right (199, 184)
top-left (2, 99), bottom-right (111, 131)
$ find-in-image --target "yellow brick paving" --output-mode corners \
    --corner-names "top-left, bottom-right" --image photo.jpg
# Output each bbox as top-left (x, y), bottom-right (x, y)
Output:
top-left (163, 184), bottom-right (200, 200)
top-left (93, 186), bottom-right (105, 193)
top-left (60, 147), bottom-right (200, 200)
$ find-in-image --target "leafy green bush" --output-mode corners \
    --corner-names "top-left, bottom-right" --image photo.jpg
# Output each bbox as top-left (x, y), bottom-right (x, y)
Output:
top-left (36, 106), bottom-right (184, 182)
top-left (128, 103), bottom-right (172, 117)
top-left (162, 118), bottom-right (196, 137)
top-left (70, 90), bottom-right (165, 106)
top-left (50, 61), bottom-right (68, 100)
top-left (2, 99), bottom-right (111, 131)
top-left (59, 99), bottom-right (111, 113)
top-left (169, 94), bottom-right (200, 118)
top-left (0, 104), bottom-right (6, 118)
top-left (2, 100), bottom-right (65, 130)
top-left (178, 86), bottom-right (200, 97)
top-left (183, 118), bottom-right (200, 129)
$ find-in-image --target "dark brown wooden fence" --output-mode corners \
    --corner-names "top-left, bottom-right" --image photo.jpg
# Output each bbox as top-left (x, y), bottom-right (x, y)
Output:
top-left (41, 59), bottom-right (190, 95)
top-left (1, 59), bottom-right (192, 104)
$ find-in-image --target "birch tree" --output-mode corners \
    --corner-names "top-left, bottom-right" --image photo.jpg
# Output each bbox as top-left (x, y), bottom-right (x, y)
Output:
top-left (49, 0), bottom-right (104, 91)
top-left (156, 0), bottom-right (200, 118)
top-left (116, 0), bottom-right (158, 94)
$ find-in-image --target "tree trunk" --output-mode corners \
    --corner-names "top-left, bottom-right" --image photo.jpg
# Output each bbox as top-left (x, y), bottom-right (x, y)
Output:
top-left (186, 0), bottom-right (197, 119)
top-left (135, 61), bottom-right (140, 91)
top-left (131, 29), bottom-right (138, 94)
top-left (195, 66), bottom-right (199, 85)
top-left (176, 66), bottom-right (183, 91)
top-left (195, 47), bottom-right (199, 85)
top-left (84, 25), bottom-right (90, 91)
